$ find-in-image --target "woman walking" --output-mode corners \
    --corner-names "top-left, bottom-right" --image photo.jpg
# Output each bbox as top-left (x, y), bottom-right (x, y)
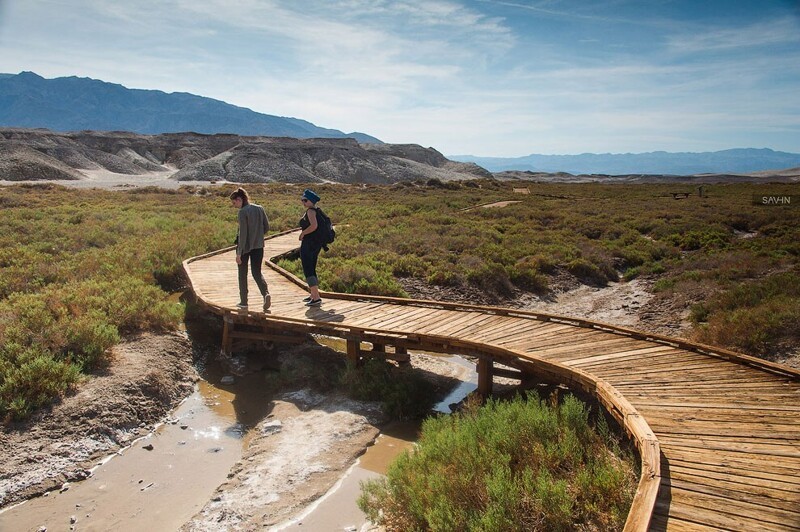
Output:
top-left (230, 187), bottom-right (271, 311)
top-left (298, 189), bottom-right (324, 306)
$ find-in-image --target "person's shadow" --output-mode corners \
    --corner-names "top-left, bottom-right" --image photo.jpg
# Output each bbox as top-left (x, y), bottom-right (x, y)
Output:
top-left (305, 305), bottom-right (345, 322)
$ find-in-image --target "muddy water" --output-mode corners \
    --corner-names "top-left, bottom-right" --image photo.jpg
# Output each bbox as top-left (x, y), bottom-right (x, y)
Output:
top-left (275, 344), bottom-right (478, 531)
top-left (0, 362), bottom-right (273, 532)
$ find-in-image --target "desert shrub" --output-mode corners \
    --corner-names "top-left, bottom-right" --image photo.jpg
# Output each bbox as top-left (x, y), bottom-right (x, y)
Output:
top-left (0, 185), bottom-right (241, 418)
top-left (466, 261), bottom-right (515, 297)
top-left (391, 254), bottom-right (429, 277)
top-left (358, 392), bottom-right (636, 531)
top-left (509, 264), bottom-right (549, 293)
top-left (668, 227), bottom-right (731, 251)
top-left (280, 255), bottom-right (408, 297)
top-left (692, 271), bottom-right (800, 356)
top-left (427, 267), bottom-right (462, 287)
top-left (695, 297), bottom-right (800, 356)
top-left (0, 343), bottom-right (82, 421)
top-left (566, 259), bottom-right (610, 286)
top-left (652, 278), bottom-right (676, 292)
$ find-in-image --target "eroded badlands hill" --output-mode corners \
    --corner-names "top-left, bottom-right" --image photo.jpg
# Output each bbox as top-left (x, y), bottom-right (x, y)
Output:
top-left (0, 129), bottom-right (491, 184)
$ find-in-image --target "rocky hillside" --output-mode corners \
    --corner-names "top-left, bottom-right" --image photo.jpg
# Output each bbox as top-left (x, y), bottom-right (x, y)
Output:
top-left (0, 129), bottom-right (491, 184)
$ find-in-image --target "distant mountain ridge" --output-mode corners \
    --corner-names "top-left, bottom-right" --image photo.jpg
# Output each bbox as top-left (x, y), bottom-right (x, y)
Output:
top-left (0, 71), bottom-right (381, 143)
top-left (450, 149), bottom-right (800, 176)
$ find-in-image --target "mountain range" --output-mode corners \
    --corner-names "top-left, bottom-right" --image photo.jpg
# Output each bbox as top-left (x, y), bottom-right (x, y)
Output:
top-left (449, 149), bottom-right (800, 176)
top-left (1, 71), bottom-right (798, 178)
top-left (0, 71), bottom-right (380, 143)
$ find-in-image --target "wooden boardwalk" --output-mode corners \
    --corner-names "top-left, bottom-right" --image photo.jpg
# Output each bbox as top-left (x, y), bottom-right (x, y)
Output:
top-left (183, 230), bottom-right (800, 532)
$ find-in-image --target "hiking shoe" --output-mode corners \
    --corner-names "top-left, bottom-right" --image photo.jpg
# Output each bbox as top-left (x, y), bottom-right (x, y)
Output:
top-left (302, 296), bottom-right (312, 302)
top-left (236, 302), bottom-right (248, 309)
top-left (304, 298), bottom-right (322, 307)
top-left (263, 293), bottom-right (271, 311)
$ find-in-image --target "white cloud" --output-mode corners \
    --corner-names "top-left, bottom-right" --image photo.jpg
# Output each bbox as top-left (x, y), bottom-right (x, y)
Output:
top-left (0, 0), bottom-right (798, 155)
top-left (667, 16), bottom-right (800, 54)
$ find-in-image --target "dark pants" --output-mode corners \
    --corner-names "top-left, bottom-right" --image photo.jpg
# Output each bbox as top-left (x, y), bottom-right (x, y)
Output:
top-left (238, 247), bottom-right (268, 304)
top-left (300, 239), bottom-right (322, 288)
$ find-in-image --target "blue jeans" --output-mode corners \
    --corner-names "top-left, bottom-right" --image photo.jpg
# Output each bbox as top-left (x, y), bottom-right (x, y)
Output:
top-left (238, 247), bottom-right (268, 304)
top-left (300, 238), bottom-right (323, 288)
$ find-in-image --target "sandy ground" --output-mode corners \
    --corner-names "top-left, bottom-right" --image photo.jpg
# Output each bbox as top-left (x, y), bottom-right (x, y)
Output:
top-left (0, 169), bottom-right (214, 190)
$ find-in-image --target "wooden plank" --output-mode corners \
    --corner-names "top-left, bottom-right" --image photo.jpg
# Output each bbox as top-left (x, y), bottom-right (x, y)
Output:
top-left (333, 302), bottom-right (393, 322)
top-left (460, 315), bottom-right (532, 342)
top-left (646, 512), bottom-right (721, 531)
top-left (660, 437), bottom-right (800, 458)
top-left (568, 347), bottom-right (706, 368)
top-left (531, 339), bottom-right (655, 361)
top-left (389, 308), bottom-right (463, 333)
top-left (667, 460), bottom-right (800, 492)
top-left (663, 449), bottom-right (800, 478)
top-left (637, 407), bottom-right (800, 425)
top-left (344, 304), bottom-right (412, 328)
top-left (375, 306), bottom-right (445, 331)
top-left (430, 313), bottom-right (500, 338)
top-left (661, 481), bottom-right (800, 530)
top-left (477, 358), bottom-right (493, 396)
top-left (634, 400), bottom-right (800, 412)
top-left (479, 319), bottom-right (555, 344)
top-left (514, 328), bottom-right (608, 349)
top-left (411, 309), bottom-right (480, 335)
top-left (598, 367), bottom-right (787, 383)
top-left (460, 316), bottom-right (529, 343)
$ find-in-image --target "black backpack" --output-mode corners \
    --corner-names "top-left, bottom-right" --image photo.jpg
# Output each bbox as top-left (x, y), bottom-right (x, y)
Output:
top-left (314, 208), bottom-right (336, 248)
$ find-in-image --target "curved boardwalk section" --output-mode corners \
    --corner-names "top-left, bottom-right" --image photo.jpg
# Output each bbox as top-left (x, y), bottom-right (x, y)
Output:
top-left (184, 230), bottom-right (800, 531)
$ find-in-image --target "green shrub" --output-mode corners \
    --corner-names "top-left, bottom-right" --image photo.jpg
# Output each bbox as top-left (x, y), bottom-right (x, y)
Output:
top-left (693, 271), bottom-right (800, 356)
top-left (466, 262), bottom-right (515, 297)
top-left (566, 259), bottom-right (609, 286)
top-left (427, 268), bottom-right (462, 287)
top-left (358, 393), bottom-right (636, 531)
top-left (0, 343), bottom-right (82, 421)
top-left (509, 263), bottom-right (549, 293)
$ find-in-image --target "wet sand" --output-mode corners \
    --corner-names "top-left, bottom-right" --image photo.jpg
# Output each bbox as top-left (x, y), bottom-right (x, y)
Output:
top-left (0, 388), bottom-right (244, 532)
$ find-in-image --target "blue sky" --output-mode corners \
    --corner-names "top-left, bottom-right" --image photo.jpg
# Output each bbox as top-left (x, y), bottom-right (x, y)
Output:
top-left (0, 0), bottom-right (798, 156)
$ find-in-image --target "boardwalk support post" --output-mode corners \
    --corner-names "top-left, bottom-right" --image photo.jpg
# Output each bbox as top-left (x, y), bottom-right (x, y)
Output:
top-left (394, 346), bottom-right (411, 366)
top-left (346, 338), bottom-right (361, 366)
top-left (222, 314), bottom-right (234, 357)
top-left (477, 357), bottom-right (493, 396)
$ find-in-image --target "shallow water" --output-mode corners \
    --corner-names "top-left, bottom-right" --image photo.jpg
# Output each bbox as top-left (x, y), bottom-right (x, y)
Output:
top-left (0, 358), bottom-right (274, 532)
top-left (274, 346), bottom-right (478, 531)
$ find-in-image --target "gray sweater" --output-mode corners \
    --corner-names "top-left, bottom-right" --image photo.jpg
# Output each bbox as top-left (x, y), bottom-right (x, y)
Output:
top-left (236, 203), bottom-right (269, 256)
